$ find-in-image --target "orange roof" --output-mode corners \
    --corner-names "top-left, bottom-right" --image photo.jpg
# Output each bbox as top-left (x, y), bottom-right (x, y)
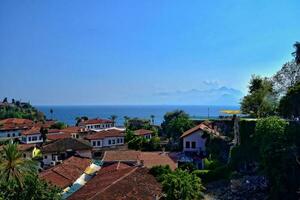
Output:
top-left (134, 129), bottom-right (153, 136)
top-left (39, 156), bottom-right (91, 189)
top-left (47, 133), bottom-right (71, 141)
top-left (61, 126), bottom-right (86, 133)
top-left (85, 129), bottom-right (124, 140)
top-left (79, 118), bottom-right (113, 126)
top-left (103, 150), bottom-right (177, 170)
top-left (68, 163), bottom-right (162, 200)
top-left (0, 118), bottom-right (34, 125)
top-left (140, 152), bottom-right (177, 170)
top-left (21, 127), bottom-right (41, 136)
top-left (103, 150), bottom-right (141, 162)
top-left (180, 123), bottom-right (217, 138)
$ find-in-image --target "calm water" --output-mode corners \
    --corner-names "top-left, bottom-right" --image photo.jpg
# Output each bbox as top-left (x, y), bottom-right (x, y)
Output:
top-left (36, 105), bottom-right (239, 126)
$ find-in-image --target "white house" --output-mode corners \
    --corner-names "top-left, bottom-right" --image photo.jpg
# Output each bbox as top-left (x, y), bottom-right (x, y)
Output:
top-left (85, 129), bottom-right (125, 149)
top-left (41, 138), bottom-right (92, 166)
top-left (179, 123), bottom-right (218, 169)
top-left (0, 118), bottom-right (34, 140)
top-left (21, 127), bottom-right (43, 144)
top-left (134, 129), bottom-right (153, 140)
top-left (78, 118), bottom-right (114, 131)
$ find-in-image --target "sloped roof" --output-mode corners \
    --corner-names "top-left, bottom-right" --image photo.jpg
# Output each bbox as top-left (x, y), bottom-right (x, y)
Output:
top-left (40, 156), bottom-right (91, 189)
top-left (134, 129), bottom-right (153, 136)
top-left (180, 123), bottom-right (217, 138)
top-left (47, 133), bottom-right (72, 141)
top-left (85, 129), bottom-right (124, 140)
top-left (41, 138), bottom-right (92, 153)
top-left (21, 126), bottom-right (41, 136)
top-left (79, 118), bottom-right (113, 126)
top-left (68, 163), bottom-right (162, 200)
top-left (0, 118), bottom-right (33, 125)
top-left (0, 118), bottom-right (34, 131)
top-left (103, 150), bottom-right (141, 162)
top-left (103, 150), bottom-right (177, 170)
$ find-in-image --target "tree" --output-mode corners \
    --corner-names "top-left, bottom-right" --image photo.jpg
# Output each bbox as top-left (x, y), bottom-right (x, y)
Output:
top-left (161, 169), bottom-right (204, 200)
top-left (255, 117), bottom-right (300, 199)
top-left (126, 118), bottom-right (151, 131)
top-left (50, 122), bottom-right (67, 130)
top-left (161, 110), bottom-right (194, 140)
top-left (50, 109), bottom-right (53, 119)
top-left (293, 41), bottom-right (300, 64)
top-left (279, 81), bottom-right (300, 119)
top-left (110, 115), bottom-right (117, 127)
top-left (123, 116), bottom-right (130, 127)
top-left (40, 127), bottom-right (48, 143)
top-left (241, 75), bottom-right (277, 118)
top-left (272, 61), bottom-right (300, 95)
top-left (2, 98), bottom-right (7, 103)
top-left (0, 143), bottom-right (61, 200)
top-left (150, 115), bottom-right (155, 125)
top-left (0, 142), bottom-right (36, 188)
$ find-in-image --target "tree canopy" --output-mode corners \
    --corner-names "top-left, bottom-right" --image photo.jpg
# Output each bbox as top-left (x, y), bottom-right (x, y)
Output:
top-left (279, 81), bottom-right (300, 119)
top-left (241, 75), bottom-right (277, 118)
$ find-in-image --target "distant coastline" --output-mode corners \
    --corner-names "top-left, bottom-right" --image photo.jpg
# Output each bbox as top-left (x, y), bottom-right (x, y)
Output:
top-left (36, 105), bottom-right (240, 126)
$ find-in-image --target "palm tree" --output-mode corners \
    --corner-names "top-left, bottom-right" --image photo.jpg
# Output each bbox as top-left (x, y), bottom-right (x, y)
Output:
top-left (123, 116), bottom-right (130, 127)
top-left (110, 115), bottom-right (117, 127)
top-left (0, 142), bottom-right (36, 188)
top-left (150, 115), bottom-right (155, 125)
top-left (50, 109), bottom-right (54, 119)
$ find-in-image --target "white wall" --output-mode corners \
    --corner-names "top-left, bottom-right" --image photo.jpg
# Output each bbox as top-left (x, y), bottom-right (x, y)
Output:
top-left (21, 134), bottom-right (43, 144)
top-left (0, 130), bottom-right (22, 138)
top-left (85, 123), bottom-right (113, 130)
top-left (90, 136), bottom-right (124, 148)
top-left (183, 130), bottom-right (206, 152)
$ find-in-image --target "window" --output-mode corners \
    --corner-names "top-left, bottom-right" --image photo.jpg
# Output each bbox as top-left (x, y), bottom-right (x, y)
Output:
top-left (186, 141), bottom-right (190, 148)
top-left (28, 137), bottom-right (32, 141)
top-left (7, 133), bottom-right (10, 137)
top-left (93, 141), bottom-right (96, 146)
top-left (108, 140), bottom-right (111, 145)
top-left (32, 136), bottom-right (37, 141)
top-left (44, 155), bottom-right (48, 159)
top-left (117, 138), bottom-right (119, 143)
top-left (39, 136), bottom-right (42, 140)
top-left (97, 141), bottom-right (101, 146)
top-left (191, 141), bottom-right (196, 149)
top-left (23, 154), bottom-right (26, 158)
top-left (112, 140), bottom-right (115, 144)
top-left (12, 133), bottom-right (15, 137)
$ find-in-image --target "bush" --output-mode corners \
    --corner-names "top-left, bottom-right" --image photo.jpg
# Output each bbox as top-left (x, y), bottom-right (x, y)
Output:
top-left (50, 122), bottom-right (67, 130)
top-left (149, 165), bottom-right (172, 182)
top-left (193, 165), bottom-right (231, 183)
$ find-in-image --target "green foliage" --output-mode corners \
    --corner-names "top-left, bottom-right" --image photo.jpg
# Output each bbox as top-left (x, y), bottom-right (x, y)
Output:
top-left (127, 136), bottom-right (146, 150)
top-left (0, 142), bottom-right (37, 188)
top-left (179, 162), bottom-right (197, 173)
top-left (161, 110), bottom-right (194, 140)
top-left (0, 101), bottom-right (45, 121)
top-left (149, 165), bottom-right (172, 182)
top-left (50, 122), bottom-right (67, 130)
top-left (203, 158), bottom-right (222, 170)
top-left (193, 165), bottom-right (231, 183)
top-left (255, 117), bottom-right (300, 199)
top-left (127, 134), bottom-right (161, 151)
top-left (0, 143), bottom-right (61, 200)
top-left (205, 136), bottom-right (229, 163)
top-left (126, 118), bottom-right (151, 130)
top-left (162, 169), bottom-right (204, 200)
top-left (241, 75), bottom-right (277, 118)
top-left (279, 81), bottom-right (300, 118)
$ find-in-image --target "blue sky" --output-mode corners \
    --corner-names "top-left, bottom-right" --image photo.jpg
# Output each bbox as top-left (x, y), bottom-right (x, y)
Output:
top-left (0, 0), bottom-right (299, 105)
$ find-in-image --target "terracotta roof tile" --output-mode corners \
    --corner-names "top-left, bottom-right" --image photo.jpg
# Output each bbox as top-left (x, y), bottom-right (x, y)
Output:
top-left (21, 126), bottom-right (41, 136)
top-left (85, 129), bottom-right (124, 140)
top-left (41, 138), bottom-right (92, 153)
top-left (40, 156), bottom-right (91, 189)
top-left (140, 152), bottom-right (177, 170)
top-left (134, 129), bottom-right (153, 136)
top-left (180, 123), bottom-right (217, 138)
top-left (68, 163), bottom-right (162, 200)
top-left (79, 118), bottom-right (113, 126)
top-left (103, 150), bottom-right (141, 162)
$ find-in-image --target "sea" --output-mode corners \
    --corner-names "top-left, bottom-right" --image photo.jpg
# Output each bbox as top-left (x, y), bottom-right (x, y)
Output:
top-left (36, 105), bottom-right (239, 126)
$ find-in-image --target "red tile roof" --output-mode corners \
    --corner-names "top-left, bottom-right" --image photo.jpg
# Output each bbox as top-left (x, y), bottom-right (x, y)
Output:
top-left (39, 156), bottom-right (91, 189)
top-left (85, 129), bottom-right (124, 140)
top-left (134, 129), bottom-right (153, 136)
top-left (103, 150), bottom-right (141, 162)
top-left (180, 123), bottom-right (217, 138)
top-left (41, 138), bottom-right (92, 153)
top-left (21, 127), bottom-right (41, 136)
top-left (61, 126), bottom-right (86, 133)
top-left (79, 118), bottom-right (113, 126)
top-left (47, 133), bottom-right (72, 141)
top-left (68, 163), bottom-right (162, 200)
top-left (0, 118), bottom-right (34, 131)
top-left (103, 150), bottom-right (177, 170)
top-left (0, 118), bottom-right (34, 125)
top-left (140, 152), bottom-right (177, 170)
